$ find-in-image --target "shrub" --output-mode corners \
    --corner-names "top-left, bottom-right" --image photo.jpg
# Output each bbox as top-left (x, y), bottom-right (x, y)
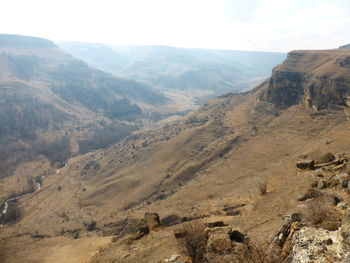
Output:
top-left (176, 222), bottom-right (207, 263)
top-left (0, 201), bottom-right (21, 224)
top-left (257, 181), bottom-right (268, 196)
top-left (207, 239), bottom-right (282, 263)
top-left (305, 195), bottom-right (342, 230)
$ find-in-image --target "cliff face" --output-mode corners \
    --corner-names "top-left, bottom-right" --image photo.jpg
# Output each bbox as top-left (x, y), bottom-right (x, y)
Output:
top-left (261, 49), bottom-right (350, 110)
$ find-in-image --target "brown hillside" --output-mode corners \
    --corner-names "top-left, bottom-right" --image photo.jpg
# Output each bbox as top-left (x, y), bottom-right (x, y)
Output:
top-left (2, 48), bottom-right (350, 262)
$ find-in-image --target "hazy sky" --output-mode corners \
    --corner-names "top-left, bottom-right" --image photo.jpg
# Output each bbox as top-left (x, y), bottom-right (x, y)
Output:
top-left (1, 0), bottom-right (349, 52)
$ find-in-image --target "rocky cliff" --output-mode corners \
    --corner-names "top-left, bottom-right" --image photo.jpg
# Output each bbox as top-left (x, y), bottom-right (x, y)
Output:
top-left (260, 49), bottom-right (350, 110)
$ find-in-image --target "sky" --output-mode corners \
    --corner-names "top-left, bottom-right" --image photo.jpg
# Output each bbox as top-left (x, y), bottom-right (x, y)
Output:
top-left (0, 0), bottom-right (349, 52)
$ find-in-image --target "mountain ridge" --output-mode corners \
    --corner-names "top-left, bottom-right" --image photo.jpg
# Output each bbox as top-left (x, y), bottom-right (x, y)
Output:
top-left (0, 34), bottom-right (168, 188)
top-left (58, 42), bottom-right (286, 96)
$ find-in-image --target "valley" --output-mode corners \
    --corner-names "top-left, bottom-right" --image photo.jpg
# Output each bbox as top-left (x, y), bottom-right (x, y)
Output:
top-left (2, 40), bottom-right (350, 262)
top-left (58, 42), bottom-right (286, 106)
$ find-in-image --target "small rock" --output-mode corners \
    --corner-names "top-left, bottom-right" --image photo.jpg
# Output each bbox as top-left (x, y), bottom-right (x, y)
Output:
top-left (320, 153), bottom-right (336, 163)
top-left (333, 196), bottom-right (342, 205)
top-left (310, 180), bottom-right (318, 188)
top-left (342, 178), bottom-right (350, 188)
top-left (296, 160), bottom-right (315, 170)
top-left (206, 226), bottom-right (247, 254)
top-left (226, 210), bottom-right (241, 216)
top-left (169, 254), bottom-right (181, 262)
top-left (297, 189), bottom-right (321, 201)
top-left (317, 180), bottom-right (326, 189)
top-left (337, 202), bottom-right (347, 210)
top-left (84, 220), bottom-right (97, 231)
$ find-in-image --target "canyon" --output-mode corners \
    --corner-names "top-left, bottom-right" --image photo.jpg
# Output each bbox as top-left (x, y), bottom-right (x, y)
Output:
top-left (1, 38), bottom-right (350, 262)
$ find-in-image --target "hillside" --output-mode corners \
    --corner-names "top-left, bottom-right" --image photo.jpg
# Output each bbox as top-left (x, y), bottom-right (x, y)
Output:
top-left (2, 47), bottom-right (350, 262)
top-left (0, 34), bottom-right (170, 201)
top-left (339, 43), bottom-right (350, 49)
top-left (58, 42), bottom-right (286, 98)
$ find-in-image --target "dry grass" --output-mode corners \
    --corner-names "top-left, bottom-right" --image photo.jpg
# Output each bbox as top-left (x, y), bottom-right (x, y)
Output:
top-left (305, 195), bottom-right (342, 230)
top-left (207, 239), bottom-right (282, 263)
top-left (176, 222), bottom-right (207, 263)
top-left (257, 181), bottom-right (268, 196)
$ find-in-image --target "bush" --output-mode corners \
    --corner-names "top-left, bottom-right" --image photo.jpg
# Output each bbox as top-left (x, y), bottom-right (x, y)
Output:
top-left (257, 181), bottom-right (268, 196)
top-left (305, 195), bottom-right (342, 230)
top-left (207, 239), bottom-right (282, 263)
top-left (0, 201), bottom-right (21, 224)
top-left (176, 222), bottom-right (207, 263)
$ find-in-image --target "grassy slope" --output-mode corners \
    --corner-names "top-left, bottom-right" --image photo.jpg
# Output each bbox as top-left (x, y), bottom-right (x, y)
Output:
top-left (2, 49), bottom-right (350, 262)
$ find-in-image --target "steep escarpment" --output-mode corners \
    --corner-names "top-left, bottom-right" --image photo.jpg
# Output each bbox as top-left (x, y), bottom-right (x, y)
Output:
top-left (260, 49), bottom-right (350, 110)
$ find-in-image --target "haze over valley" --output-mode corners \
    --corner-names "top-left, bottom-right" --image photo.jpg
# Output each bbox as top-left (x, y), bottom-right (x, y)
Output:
top-left (1, 1), bottom-right (350, 263)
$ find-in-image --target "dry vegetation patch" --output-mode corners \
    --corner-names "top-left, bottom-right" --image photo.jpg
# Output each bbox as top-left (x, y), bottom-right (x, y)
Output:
top-left (305, 195), bottom-right (342, 231)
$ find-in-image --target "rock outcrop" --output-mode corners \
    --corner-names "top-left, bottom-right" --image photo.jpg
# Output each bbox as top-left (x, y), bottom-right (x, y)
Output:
top-left (260, 49), bottom-right (350, 110)
top-left (205, 226), bottom-right (247, 254)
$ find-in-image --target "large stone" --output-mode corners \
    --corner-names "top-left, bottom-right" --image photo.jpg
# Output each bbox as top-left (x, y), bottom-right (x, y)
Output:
top-left (144, 212), bottom-right (162, 230)
top-left (206, 226), bottom-right (247, 254)
top-left (269, 213), bottom-right (302, 250)
top-left (320, 153), bottom-right (336, 163)
top-left (297, 189), bottom-right (321, 201)
top-left (317, 180), bottom-right (326, 189)
top-left (84, 220), bottom-right (97, 231)
top-left (296, 160), bottom-right (314, 170)
top-left (168, 254), bottom-right (181, 262)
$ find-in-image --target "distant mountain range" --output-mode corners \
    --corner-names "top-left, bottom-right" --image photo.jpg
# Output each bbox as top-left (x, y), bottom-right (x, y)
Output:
top-left (59, 42), bottom-right (286, 96)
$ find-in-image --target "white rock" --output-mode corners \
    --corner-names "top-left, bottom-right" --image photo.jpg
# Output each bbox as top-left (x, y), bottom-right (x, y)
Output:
top-left (289, 226), bottom-right (344, 263)
top-left (169, 254), bottom-right (181, 262)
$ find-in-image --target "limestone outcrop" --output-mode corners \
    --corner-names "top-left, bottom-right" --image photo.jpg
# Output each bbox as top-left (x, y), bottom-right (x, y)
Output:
top-left (260, 49), bottom-right (350, 111)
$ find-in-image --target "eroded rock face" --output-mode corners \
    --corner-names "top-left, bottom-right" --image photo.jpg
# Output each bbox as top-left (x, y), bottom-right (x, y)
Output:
top-left (260, 50), bottom-right (350, 111)
top-left (286, 209), bottom-right (350, 262)
top-left (288, 227), bottom-right (344, 263)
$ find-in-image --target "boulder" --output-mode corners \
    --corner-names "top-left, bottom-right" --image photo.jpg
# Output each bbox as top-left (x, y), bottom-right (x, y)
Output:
top-left (296, 160), bottom-right (314, 170)
top-left (317, 180), bottom-right (326, 189)
top-left (168, 254), bottom-right (181, 262)
top-left (144, 212), bottom-right (162, 230)
top-left (136, 219), bottom-right (150, 236)
top-left (84, 220), bottom-right (97, 231)
top-left (207, 234), bottom-right (233, 253)
top-left (128, 219), bottom-right (150, 241)
top-left (269, 213), bottom-right (302, 250)
top-left (297, 189), bottom-right (321, 201)
top-left (320, 152), bottom-right (336, 163)
top-left (206, 226), bottom-right (247, 254)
